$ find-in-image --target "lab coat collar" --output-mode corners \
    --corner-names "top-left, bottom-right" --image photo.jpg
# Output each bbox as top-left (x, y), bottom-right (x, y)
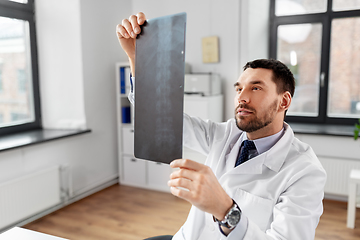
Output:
top-left (263, 122), bottom-right (293, 172)
top-left (225, 122), bottom-right (293, 175)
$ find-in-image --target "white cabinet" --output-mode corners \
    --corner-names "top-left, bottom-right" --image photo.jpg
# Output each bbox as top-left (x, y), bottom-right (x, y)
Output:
top-left (121, 126), bottom-right (134, 155)
top-left (122, 156), bottom-right (146, 187)
top-left (147, 161), bottom-right (173, 191)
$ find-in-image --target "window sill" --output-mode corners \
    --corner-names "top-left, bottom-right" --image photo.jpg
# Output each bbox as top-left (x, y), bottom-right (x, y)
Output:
top-left (0, 128), bottom-right (91, 153)
top-left (288, 122), bottom-right (356, 137)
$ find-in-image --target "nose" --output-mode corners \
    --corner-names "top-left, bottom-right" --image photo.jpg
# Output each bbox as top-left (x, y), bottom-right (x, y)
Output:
top-left (237, 89), bottom-right (249, 103)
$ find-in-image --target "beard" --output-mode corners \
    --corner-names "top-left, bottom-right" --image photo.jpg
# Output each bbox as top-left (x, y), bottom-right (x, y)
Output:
top-left (234, 99), bottom-right (279, 133)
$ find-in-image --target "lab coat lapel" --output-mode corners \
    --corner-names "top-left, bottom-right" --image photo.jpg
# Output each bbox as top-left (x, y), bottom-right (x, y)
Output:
top-left (263, 122), bottom-right (293, 172)
top-left (228, 153), bottom-right (266, 175)
top-left (213, 128), bottom-right (243, 179)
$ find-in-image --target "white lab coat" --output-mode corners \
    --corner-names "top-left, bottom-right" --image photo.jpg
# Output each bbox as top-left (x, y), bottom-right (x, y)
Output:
top-left (172, 114), bottom-right (327, 240)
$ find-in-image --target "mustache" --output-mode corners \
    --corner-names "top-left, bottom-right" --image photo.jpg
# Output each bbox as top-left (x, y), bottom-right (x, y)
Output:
top-left (235, 103), bottom-right (256, 112)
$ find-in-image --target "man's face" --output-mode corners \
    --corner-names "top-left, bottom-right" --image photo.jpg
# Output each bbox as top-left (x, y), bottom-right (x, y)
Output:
top-left (234, 68), bottom-right (282, 133)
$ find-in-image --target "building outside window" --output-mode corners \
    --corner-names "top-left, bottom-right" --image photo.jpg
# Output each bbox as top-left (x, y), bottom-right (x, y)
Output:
top-left (0, 0), bottom-right (41, 135)
top-left (270, 0), bottom-right (360, 125)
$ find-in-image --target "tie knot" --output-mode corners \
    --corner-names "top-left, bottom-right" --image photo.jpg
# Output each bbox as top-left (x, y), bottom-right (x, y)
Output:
top-left (235, 140), bottom-right (256, 167)
top-left (243, 140), bottom-right (256, 151)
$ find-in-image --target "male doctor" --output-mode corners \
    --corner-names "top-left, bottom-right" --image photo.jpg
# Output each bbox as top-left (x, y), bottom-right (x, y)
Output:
top-left (116, 12), bottom-right (327, 240)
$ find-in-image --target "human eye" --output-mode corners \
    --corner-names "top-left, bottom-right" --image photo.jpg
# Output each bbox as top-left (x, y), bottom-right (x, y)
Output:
top-left (253, 86), bottom-right (261, 91)
top-left (235, 87), bottom-right (242, 93)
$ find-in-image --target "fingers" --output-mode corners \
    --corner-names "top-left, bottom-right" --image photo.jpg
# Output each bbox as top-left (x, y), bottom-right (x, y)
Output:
top-left (170, 186), bottom-right (191, 200)
top-left (121, 18), bottom-right (136, 38)
top-left (129, 15), bottom-right (140, 37)
top-left (168, 167), bottom-right (197, 199)
top-left (168, 163), bottom-right (206, 201)
top-left (170, 159), bottom-right (204, 171)
top-left (116, 24), bottom-right (129, 39)
top-left (137, 12), bottom-right (146, 25)
top-left (170, 168), bottom-right (194, 181)
top-left (168, 176), bottom-right (194, 201)
top-left (116, 12), bottom-right (146, 39)
top-left (168, 177), bottom-right (193, 191)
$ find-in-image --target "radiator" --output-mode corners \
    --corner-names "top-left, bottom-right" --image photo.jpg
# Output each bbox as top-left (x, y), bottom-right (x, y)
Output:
top-left (0, 166), bottom-right (61, 229)
top-left (320, 157), bottom-right (360, 196)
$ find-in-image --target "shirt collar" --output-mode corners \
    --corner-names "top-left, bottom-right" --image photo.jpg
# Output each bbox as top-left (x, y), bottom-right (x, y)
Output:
top-left (240, 128), bottom-right (285, 156)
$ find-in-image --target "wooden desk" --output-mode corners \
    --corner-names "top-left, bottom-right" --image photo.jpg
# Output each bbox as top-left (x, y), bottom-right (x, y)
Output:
top-left (0, 227), bottom-right (68, 240)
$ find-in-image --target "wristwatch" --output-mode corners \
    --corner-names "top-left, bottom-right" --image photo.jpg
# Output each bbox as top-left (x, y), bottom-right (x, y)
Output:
top-left (214, 200), bottom-right (242, 230)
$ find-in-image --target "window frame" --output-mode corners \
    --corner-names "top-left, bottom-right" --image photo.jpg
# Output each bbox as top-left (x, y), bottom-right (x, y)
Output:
top-left (0, 0), bottom-right (42, 135)
top-left (269, 0), bottom-right (360, 125)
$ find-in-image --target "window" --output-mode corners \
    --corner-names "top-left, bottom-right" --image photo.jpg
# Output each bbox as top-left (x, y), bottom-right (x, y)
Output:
top-left (0, 0), bottom-right (41, 135)
top-left (270, 0), bottom-right (360, 125)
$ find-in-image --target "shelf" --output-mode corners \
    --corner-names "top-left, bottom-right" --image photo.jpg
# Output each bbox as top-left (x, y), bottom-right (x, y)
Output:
top-left (0, 128), bottom-right (91, 153)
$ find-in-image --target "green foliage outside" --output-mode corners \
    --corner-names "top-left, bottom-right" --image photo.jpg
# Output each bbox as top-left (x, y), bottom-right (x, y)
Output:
top-left (355, 119), bottom-right (360, 140)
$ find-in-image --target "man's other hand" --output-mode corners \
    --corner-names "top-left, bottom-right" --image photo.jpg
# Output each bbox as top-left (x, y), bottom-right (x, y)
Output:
top-left (168, 159), bottom-right (233, 221)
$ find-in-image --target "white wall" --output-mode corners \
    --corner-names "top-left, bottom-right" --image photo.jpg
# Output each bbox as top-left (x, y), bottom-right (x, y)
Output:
top-left (0, 0), bottom-right (132, 199)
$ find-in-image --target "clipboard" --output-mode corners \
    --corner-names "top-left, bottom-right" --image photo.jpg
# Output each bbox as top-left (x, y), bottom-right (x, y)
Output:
top-left (134, 12), bottom-right (187, 164)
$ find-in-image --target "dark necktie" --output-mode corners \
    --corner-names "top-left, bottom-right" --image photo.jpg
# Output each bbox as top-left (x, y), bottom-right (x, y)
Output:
top-left (235, 140), bottom-right (256, 167)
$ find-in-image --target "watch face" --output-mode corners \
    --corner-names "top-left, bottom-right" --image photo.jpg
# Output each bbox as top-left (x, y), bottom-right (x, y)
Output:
top-left (228, 209), bottom-right (241, 226)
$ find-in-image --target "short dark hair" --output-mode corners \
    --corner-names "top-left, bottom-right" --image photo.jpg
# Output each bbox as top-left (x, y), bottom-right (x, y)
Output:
top-left (243, 59), bottom-right (295, 97)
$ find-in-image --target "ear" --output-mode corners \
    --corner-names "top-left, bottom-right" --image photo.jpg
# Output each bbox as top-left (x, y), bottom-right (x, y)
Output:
top-left (279, 91), bottom-right (292, 111)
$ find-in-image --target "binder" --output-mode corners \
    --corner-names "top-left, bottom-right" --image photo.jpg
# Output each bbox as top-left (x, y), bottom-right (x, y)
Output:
top-left (120, 67), bottom-right (125, 94)
top-left (121, 106), bottom-right (131, 123)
